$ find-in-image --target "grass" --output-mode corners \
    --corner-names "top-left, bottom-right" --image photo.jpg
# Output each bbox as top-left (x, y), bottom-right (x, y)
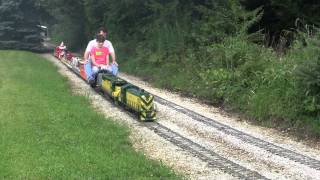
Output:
top-left (0, 50), bottom-right (180, 179)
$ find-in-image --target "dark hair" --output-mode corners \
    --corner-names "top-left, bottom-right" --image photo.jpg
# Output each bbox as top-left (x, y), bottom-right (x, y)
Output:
top-left (98, 27), bottom-right (107, 34)
top-left (96, 34), bottom-right (105, 43)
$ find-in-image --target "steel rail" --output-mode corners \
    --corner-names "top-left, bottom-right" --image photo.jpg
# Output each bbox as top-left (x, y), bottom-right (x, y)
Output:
top-left (153, 95), bottom-right (320, 170)
top-left (54, 56), bottom-right (268, 179)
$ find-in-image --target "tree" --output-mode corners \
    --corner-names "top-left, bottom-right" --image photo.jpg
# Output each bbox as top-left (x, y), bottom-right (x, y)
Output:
top-left (36, 0), bottom-right (87, 50)
top-left (241, 0), bottom-right (320, 47)
top-left (0, 0), bottom-right (44, 51)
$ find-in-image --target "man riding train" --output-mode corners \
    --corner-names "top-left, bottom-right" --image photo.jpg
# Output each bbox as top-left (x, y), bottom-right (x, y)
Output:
top-left (82, 27), bottom-right (118, 86)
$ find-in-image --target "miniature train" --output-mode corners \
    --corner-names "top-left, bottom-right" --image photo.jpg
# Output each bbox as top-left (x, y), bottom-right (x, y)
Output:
top-left (54, 45), bottom-right (156, 121)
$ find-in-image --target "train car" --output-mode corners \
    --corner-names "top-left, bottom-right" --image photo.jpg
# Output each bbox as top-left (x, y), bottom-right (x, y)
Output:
top-left (101, 73), bottom-right (126, 98)
top-left (101, 73), bottom-right (156, 121)
top-left (121, 84), bottom-right (156, 121)
top-left (54, 46), bottom-right (63, 59)
top-left (65, 51), bottom-right (73, 62)
top-left (54, 44), bottom-right (157, 121)
top-left (54, 46), bottom-right (73, 62)
top-left (55, 46), bottom-right (88, 81)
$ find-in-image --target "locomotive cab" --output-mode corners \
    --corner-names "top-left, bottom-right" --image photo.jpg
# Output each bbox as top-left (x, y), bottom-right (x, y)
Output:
top-left (101, 74), bottom-right (127, 100)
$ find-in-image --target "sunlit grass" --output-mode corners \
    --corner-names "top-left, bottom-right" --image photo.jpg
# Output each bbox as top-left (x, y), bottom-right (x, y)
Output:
top-left (0, 50), bottom-right (179, 179)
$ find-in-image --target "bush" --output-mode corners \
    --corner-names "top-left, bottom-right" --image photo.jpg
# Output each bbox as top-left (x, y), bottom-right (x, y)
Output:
top-left (116, 1), bottom-right (320, 136)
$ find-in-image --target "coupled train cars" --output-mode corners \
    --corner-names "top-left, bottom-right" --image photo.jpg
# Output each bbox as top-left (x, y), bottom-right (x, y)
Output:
top-left (54, 45), bottom-right (157, 121)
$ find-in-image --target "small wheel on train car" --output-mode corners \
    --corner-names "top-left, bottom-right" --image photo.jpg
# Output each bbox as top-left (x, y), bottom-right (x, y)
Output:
top-left (138, 113), bottom-right (143, 122)
top-left (112, 98), bottom-right (119, 106)
top-left (89, 79), bottom-right (96, 88)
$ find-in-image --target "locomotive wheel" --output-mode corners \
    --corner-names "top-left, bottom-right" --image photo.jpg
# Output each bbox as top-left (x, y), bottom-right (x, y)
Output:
top-left (113, 98), bottom-right (119, 105)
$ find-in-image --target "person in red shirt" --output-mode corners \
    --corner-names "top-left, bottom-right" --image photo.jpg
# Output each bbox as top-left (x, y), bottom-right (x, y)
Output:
top-left (89, 34), bottom-right (112, 87)
top-left (90, 34), bottom-right (111, 74)
top-left (82, 27), bottom-right (118, 82)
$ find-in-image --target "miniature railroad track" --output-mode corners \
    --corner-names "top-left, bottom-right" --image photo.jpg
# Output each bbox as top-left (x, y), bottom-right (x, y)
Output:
top-left (53, 54), bottom-right (319, 178)
top-left (54, 56), bottom-right (268, 179)
top-left (146, 122), bottom-right (268, 180)
top-left (153, 95), bottom-right (320, 170)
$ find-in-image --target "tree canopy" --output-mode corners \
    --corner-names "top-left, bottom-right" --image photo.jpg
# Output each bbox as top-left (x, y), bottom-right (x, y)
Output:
top-left (0, 0), bottom-right (44, 51)
top-left (242, 0), bottom-right (320, 46)
top-left (1, 0), bottom-right (319, 51)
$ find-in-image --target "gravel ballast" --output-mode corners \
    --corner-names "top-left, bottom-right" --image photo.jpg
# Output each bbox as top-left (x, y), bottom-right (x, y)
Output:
top-left (44, 54), bottom-right (320, 179)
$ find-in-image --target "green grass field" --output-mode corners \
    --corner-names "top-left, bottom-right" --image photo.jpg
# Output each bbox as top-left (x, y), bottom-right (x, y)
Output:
top-left (0, 50), bottom-right (179, 179)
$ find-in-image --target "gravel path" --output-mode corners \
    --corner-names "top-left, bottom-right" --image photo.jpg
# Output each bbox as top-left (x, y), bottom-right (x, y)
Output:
top-left (43, 54), bottom-right (320, 179)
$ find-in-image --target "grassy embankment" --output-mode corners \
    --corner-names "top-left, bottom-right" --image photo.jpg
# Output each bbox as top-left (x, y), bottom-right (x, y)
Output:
top-left (0, 50), bottom-right (179, 179)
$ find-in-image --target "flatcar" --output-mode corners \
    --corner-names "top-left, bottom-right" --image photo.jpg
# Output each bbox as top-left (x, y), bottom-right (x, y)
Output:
top-left (54, 44), bottom-right (157, 121)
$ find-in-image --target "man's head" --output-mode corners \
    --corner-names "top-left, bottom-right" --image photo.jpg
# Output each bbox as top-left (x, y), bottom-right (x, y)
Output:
top-left (98, 27), bottom-right (107, 38)
top-left (96, 34), bottom-right (105, 48)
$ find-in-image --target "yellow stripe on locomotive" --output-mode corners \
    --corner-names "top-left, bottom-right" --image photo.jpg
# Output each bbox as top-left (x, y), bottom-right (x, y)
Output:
top-left (101, 74), bottom-right (127, 100)
top-left (126, 91), bottom-right (141, 111)
top-left (101, 77), bottom-right (113, 95)
top-left (123, 86), bottom-right (156, 121)
top-left (54, 44), bottom-right (156, 122)
top-left (101, 73), bottom-right (156, 121)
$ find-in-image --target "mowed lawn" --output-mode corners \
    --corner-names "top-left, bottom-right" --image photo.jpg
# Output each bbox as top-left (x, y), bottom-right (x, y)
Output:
top-left (0, 50), bottom-right (179, 179)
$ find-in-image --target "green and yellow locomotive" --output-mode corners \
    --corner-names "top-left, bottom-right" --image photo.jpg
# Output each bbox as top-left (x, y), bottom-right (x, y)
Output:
top-left (54, 45), bottom-right (157, 122)
top-left (100, 73), bottom-right (157, 121)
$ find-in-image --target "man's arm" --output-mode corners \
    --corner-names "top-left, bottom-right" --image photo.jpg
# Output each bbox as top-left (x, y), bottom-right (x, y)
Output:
top-left (83, 40), bottom-right (93, 63)
top-left (83, 51), bottom-right (90, 63)
top-left (110, 52), bottom-right (116, 64)
top-left (105, 40), bottom-right (117, 64)
top-left (106, 53), bottom-right (110, 66)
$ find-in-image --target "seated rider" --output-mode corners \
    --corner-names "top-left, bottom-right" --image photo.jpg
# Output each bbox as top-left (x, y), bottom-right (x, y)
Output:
top-left (83, 27), bottom-right (118, 82)
top-left (58, 41), bottom-right (67, 59)
top-left (90, 34), bottom-right (111, 85)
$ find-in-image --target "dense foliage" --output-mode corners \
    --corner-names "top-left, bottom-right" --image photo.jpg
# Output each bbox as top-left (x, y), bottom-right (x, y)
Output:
top-left (0, 0), bottom-right (44, 51)
top-left (33, 0), bottom-right (87, 50)
top-left (10, 0), bottom-right (320, 136)
top-left (243, 0), bottom-right (320, 46)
